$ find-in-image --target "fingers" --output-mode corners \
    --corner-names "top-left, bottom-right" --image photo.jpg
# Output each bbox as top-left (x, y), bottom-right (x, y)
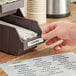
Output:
top-left (54, 45), bottom-right (61, 50)
top-left (45, 37), bottom-right (66, 50)
top-left (54, 41), bottom-right (67, 50)
top-left (46, 37), bottom-right (60, 45)
top-left (42, 22), bottom-right (58, 40)
top-left (42, 23), bottom-right (57, 35)
top-left (42, 29), bottom-right (57, 40)
top-left (54, 45), bottom-right (63, 50)
top-left (42, 20), bottom-right (67, 35)
top-left (42, 21), bottom-right (69, 35)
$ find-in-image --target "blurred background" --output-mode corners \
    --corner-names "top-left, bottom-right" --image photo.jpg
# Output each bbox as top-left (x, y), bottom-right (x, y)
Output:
top-left (21, 0), bottom-right (76, 17)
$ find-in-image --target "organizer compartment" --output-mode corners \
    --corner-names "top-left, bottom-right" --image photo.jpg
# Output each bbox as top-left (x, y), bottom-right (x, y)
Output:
top-left (0, 15), bottom-right (43, 55)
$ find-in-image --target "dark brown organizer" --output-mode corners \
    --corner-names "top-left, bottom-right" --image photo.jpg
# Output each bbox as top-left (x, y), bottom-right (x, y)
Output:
top-left (0, 13), bottom-right (42, 55)
top-left (0, 0), bottom-right (43, 55)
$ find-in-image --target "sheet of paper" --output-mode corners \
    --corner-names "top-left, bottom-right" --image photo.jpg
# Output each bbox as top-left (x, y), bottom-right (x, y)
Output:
top-left (0, 52), bottom-right (76, 76)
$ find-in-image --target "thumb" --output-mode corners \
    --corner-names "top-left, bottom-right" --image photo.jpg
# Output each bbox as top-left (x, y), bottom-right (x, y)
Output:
top-left (42, 29), bottom-right (57, 40)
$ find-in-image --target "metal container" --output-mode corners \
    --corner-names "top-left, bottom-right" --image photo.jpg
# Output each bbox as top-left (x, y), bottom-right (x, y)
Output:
top-left (47, 0), bottom-right (71, 18)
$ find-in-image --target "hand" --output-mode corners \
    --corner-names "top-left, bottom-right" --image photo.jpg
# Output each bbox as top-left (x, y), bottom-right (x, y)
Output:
top-left (42, 21), bottom-right (76, 50)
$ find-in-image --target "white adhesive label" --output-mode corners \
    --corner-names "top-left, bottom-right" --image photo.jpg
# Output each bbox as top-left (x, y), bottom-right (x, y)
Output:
top-left (28, 38), bottom-right (44, 47)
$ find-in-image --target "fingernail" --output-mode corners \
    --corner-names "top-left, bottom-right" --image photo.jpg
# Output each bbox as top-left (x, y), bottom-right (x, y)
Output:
top-left (42, 35), bottom-right (45, 38)
top-left (56, 46), bottom-right (61, 50)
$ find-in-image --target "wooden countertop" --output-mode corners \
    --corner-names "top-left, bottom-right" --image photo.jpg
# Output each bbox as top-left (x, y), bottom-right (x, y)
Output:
top-left (0, 3), bottom-right (76, 76)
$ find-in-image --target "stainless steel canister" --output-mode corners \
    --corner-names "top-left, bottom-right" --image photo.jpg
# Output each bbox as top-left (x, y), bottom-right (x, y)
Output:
top-left (47, 0), bottom-right (71, 18)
